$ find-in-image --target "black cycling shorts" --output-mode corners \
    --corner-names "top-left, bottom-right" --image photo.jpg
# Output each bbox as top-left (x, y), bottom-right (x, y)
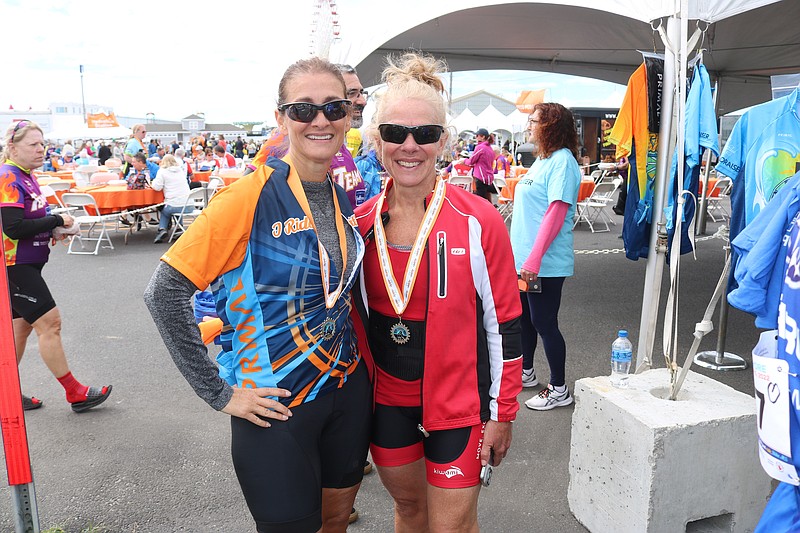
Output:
top-left (370, 403), bottom-right (485, 488)
top-left (7, 263), bottom-right (56, 324)
top-left (231, 362), bottom-right (371, 533)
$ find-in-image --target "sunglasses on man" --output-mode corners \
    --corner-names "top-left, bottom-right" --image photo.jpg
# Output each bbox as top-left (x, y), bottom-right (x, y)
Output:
top-left (346, 88), bottom-right (369, 100)
top-left (278, 100), bottom-right (351, 123)
top-left (378, 124), bottom-right (444, 145)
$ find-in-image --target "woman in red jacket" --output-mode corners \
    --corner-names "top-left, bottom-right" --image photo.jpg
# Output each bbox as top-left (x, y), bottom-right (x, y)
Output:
top-left (355, 52), bottom-right (522, 532)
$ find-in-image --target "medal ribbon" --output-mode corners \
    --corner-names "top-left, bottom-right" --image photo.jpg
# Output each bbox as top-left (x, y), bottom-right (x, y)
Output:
top-left (374, 177), bottom-right (447, 316)
top-left (284, 160), bottom-right (349, 309)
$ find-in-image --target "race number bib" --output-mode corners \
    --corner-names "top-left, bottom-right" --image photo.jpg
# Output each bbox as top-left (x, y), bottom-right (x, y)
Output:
top-left (753, 330), bottom-right (799, 485)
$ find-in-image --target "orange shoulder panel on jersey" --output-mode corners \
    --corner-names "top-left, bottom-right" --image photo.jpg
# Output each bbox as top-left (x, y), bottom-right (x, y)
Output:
top-left (160, 165), bottom-right (274, 289)
top-left (252, 131), bottom-right (289, 168)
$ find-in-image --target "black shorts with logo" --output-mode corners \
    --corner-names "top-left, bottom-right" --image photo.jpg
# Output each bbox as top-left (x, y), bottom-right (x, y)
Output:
top-left (7, 263), bottom-right (56, 324)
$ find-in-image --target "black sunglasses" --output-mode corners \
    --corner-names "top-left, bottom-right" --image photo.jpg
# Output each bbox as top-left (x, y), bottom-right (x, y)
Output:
top-left (378, 124), bottom-right (444, 145)
top-left (278, 100), bottom-right (351, 123)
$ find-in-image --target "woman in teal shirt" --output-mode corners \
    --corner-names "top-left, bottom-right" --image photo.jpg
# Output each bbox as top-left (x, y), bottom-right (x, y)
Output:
top-left (509, 103), bottom-right (581, 411)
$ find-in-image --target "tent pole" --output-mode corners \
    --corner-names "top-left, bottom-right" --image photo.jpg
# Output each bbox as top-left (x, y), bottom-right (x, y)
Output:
top-left (635, 15), bottom-right (679, 372)
top-left (694, 241), bottom-right (747, 371)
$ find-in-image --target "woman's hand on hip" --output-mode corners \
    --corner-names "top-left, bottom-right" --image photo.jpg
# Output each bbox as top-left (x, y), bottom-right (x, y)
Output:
top-left (222, 386), bottom-right (292, 427)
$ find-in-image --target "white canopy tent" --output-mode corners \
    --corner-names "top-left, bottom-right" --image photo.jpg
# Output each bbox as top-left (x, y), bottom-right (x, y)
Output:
top-left (332, 0), bottom-right (799, 382)
top-left (335, 0), bottom-right (798, 117)
top-left (450, 107), bottom-right (529, 140)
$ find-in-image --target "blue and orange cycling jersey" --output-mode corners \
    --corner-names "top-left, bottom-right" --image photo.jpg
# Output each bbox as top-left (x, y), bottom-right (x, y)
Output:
top-left (162, 157), bottom-right (365, 407)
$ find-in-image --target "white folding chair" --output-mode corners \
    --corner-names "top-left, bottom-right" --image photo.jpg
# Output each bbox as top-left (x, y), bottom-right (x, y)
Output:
top-left (705, 177), bottom-right (733, 222)
top-left (496, 179), bottom-right (514, 223)
top-left (492, 174), bottom-right (506, 205)
top-left (90, 172), bottom-right (119, 184)
top-left (46, 181), bottom-right (72, 192)
top-left (39, 185), bottom-right (76, 216)
top-left (573, 178), bottom-right (622, 233)
top-left (168, 188), bottom-right (207, 243)
top-left (72, 170), bottom-right (90, 188)
top-left (207, 176), bottom-right (225, 197)
top-left (60, 193), bottom-right (114, 255)
top-left (448, 173), bottom-right (473, 191)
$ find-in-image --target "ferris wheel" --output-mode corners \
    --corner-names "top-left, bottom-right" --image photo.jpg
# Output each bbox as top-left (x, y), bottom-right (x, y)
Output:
top-left (309, 0), bottom-right (341, 59)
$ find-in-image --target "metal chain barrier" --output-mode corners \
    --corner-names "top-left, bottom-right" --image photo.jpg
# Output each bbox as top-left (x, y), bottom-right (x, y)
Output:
top-left (574, 225), bottom-right (729, 255)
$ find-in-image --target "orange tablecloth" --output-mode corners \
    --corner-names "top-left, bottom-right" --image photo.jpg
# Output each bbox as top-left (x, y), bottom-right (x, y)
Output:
top-left (73, 185), bottom-right (164, 214)
top-left (500, 177), bottom-right (520, 202)
top-left (191, 170), bottom-right (213, 183)
top-left (512, 166), bottom-right (529, 178)
top-left (578, 180), bottom-right (595, 202)
top-left (500, 177), bottom-right (594, 204)
top-left (699, 177), bottom-right (720, 197)
top-left (45, 170), bottom-right (76, 181)
top-left (37, 176), bottom-right (76, 187)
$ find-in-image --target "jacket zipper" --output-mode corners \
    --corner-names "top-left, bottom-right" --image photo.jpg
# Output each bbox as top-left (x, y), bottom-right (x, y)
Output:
top-left (436, 231), bottom-right (447, 298)
top-left (418, 199), bottom-right (431, 439)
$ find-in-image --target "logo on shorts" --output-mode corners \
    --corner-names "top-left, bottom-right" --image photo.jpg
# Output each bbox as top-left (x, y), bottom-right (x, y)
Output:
top-left (433, 466), bottom-right (465, 479)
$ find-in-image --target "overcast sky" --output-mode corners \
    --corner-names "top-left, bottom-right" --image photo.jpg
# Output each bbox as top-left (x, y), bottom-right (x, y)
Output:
top-left (1, 0), bottom-right (624, 125)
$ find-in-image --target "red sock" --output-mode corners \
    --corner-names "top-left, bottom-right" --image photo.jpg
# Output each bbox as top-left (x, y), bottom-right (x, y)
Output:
top-left (57, 372), bottom-right (89, 403)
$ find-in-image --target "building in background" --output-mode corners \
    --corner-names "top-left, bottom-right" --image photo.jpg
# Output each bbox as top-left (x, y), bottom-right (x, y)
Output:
top-left (0, 103), bottom-right (246, 144)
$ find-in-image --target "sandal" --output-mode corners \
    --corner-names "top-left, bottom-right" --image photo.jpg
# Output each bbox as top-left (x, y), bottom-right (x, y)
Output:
top-left (22, 395), bottom-right (44, 411)
top-left (70, 385), bottom-right (112, 413)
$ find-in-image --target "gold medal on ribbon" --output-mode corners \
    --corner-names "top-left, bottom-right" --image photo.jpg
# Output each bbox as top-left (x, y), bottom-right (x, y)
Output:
top-left (373, 178), bottom-right (447, 344)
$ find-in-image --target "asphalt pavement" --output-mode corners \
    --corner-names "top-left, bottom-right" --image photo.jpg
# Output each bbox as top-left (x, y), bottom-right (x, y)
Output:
top-left (0, 207), bottom-right (765, 532)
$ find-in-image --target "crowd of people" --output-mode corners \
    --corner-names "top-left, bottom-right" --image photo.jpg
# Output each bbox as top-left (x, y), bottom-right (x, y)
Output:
top-left (3, 51), bottom-right (632, 533)
top-left (38, 132), bottom-right (263, 174)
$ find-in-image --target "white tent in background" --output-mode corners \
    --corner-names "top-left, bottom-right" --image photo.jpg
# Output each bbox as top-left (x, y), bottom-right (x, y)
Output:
top-left (448, 108), bottom-right (479, 137)
top-left (339, 0), bottom-right (797, 117)
top-left (476, 106), bottom-right (528, 135)
top-left (449, 105), bottom-right (529, 146)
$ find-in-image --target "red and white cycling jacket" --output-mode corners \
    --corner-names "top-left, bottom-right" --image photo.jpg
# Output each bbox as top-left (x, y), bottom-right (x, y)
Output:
top-left (354, 181), bottom-right (523, 431)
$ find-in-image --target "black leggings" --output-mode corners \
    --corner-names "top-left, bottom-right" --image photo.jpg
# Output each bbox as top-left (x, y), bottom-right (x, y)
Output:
top-left (519, 277), bottom-right (567, 387)
top-left (230, 362), bottom-right (371, 533)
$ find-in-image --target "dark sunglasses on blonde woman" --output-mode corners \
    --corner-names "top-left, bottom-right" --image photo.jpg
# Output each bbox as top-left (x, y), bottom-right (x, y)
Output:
top-left (278, 100), bottom-right (351, 123)
top-left (378, 124), bottom-right (444, 145)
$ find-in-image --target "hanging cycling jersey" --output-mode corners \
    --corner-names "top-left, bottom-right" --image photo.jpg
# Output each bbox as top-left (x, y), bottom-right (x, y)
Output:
top-left (717, 87), bottom-right (800, 246)
top-left (753, 211), bottom-right (800, 532)
top-left (608, 55), bottom-right (663, 260)
top-left (665, 62), bottom-right (719, 257)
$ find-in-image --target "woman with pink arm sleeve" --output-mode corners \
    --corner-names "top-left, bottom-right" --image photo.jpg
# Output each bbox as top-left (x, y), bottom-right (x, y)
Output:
top-left (509, 103), bottom-right (582, 411)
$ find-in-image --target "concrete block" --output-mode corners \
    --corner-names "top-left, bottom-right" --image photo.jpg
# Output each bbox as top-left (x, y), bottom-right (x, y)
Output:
top-left (568, 368), bottom-right (770, 533)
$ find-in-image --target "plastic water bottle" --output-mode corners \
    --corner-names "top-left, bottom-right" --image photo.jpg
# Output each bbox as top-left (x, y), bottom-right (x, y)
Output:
top-left (610, 330), bottom-right (633, 388)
